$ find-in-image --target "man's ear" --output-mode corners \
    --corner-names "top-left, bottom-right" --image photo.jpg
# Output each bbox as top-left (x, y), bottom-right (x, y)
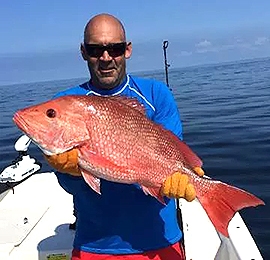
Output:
top-left (125, 42), bottom-right (132, 59)
top-left (80, 43), bottom-right (88, 61)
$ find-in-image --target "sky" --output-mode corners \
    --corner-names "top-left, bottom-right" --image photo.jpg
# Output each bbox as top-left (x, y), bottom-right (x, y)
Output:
top-left (1, 0), bottom-right (270, 85)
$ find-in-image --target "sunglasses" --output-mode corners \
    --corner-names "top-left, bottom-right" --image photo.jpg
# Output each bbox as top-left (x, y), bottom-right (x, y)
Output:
top-left (84, 42), bottom-right (127, 58)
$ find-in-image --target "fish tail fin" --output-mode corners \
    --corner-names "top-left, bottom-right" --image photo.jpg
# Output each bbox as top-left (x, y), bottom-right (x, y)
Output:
top-left (198, 181), bottom-right (265, 237)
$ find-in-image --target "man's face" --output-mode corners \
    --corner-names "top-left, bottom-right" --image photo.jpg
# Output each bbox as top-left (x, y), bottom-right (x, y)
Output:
top-left (81, 21), bottom-right (132, 89)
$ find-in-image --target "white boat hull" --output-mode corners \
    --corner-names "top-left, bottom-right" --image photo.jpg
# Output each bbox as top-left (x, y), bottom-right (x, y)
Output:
top-left (0, 172), bottom-right (263, 260)
top-left (179, 198), bottom-right (263, 259)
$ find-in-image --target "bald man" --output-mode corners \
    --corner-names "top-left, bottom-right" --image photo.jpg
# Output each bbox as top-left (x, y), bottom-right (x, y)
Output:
top-left (81, 14), bottom-right (130, 89)
top-left (45, 13), bottom-right (204, 260)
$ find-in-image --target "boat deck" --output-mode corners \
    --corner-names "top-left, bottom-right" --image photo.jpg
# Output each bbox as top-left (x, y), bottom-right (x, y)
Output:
top-left (0, 172), bottom-right (75, 260)
top-left (0, 172), bottom-right (263, 260)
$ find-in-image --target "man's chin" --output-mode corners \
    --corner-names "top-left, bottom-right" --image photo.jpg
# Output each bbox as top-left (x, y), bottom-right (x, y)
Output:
top-left (98, 76), bottom-right (118, 89)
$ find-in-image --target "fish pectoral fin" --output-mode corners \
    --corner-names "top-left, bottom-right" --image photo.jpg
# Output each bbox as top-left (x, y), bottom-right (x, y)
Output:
top-left (80, 168), bottom-right (101, 194)
top-left (141, 185), bottom-right (165, 205)
top-left (79, 146), bottom-right (128, 174)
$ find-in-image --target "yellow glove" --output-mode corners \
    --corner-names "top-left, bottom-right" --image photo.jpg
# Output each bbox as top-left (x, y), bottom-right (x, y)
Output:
top-left (161, 167), bottom-right (204, 202)
top-left (44, 149), bottom-right (81, 176)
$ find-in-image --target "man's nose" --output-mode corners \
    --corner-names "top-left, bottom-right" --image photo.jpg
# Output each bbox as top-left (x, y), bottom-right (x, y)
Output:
top-left (100, 50), bottom-right (112, 61)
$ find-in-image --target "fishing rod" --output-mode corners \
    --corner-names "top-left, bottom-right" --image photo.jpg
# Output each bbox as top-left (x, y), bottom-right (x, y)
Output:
top-left (163, 40), bottom-right (170, 88)
top-left (163, 40), bottom-right (182, 222)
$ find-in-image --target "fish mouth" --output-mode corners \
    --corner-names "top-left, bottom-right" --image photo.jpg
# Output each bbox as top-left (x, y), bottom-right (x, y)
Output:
top-left (13, 112), bottom-right (28, 133)
top-left (13, 113), bottom-right (53, 155)
top-left (13, 112), bottom-right (72, 156)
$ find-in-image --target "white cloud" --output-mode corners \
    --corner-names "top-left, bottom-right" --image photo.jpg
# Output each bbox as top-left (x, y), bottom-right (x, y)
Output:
top-left (196, 40), bottom-right (212, 48)
top-left (194, 38), bottom-right (260, 54)
top-left (255, 37), bottom-right (269, 46)
top-left (195, 40), bottom-right (215, 53)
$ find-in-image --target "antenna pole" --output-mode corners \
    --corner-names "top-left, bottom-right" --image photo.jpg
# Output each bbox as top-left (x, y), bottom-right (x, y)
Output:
top-left (163, 40), bottom-right (170, 87)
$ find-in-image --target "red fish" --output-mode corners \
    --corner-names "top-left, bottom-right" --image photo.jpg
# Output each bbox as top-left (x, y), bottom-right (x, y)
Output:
top-left (13, 95), bottom-right (264, 237)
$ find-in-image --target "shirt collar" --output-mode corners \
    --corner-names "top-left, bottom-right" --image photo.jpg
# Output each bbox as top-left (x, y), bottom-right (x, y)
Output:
top-left (86, 75), bottom-right (130, 96)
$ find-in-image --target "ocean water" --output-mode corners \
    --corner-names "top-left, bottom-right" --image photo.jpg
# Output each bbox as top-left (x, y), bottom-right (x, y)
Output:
top-left (0, 57), bottom-right (269, 258)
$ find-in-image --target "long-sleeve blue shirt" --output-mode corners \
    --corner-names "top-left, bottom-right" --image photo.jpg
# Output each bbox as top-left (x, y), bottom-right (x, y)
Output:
top-left (53, 74), bottom-right (183, 254)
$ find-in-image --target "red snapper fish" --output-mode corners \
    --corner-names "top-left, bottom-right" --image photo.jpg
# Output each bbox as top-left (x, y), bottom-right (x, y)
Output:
top-left (13, 95), bottom-right (264, 237)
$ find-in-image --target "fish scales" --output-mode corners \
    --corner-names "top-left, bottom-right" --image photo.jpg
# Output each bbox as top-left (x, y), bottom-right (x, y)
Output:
top-left (13, 94), bottom-right (265, 237)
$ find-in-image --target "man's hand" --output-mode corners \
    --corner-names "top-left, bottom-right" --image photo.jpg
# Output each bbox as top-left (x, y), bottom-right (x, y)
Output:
top-left (161, 167), bottom-right (204, 202)
top-left (44, 149), bottom-right (81, 176)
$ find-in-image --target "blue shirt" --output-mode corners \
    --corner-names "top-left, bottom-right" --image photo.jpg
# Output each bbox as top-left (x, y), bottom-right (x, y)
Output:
top-left (54, 74), bottom-right (183, 254)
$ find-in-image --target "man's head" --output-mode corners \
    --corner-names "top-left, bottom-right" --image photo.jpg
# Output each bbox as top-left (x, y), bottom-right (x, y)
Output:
top-left (81, 13), bottom-right (132, 89)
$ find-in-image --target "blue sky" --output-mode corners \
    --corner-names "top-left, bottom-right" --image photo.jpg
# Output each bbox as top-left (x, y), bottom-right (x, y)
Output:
top-left (1, 1), bottom-right (270, 85)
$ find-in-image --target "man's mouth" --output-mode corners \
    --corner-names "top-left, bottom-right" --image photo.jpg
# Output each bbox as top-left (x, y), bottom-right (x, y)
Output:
top-left (99, 67), bottom-right (115, 74)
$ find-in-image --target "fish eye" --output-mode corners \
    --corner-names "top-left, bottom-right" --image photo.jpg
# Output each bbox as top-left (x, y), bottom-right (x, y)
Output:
top-left (46, 108), bottom-right (56, 118)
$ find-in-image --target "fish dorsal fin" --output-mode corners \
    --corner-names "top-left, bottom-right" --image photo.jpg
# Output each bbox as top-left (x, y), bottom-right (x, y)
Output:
top-left (108, 96), bottom-right (146, 115)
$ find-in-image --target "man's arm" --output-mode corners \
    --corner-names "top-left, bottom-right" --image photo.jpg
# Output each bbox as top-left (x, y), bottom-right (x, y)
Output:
top-left (152, 81), bottom-right (183, 139)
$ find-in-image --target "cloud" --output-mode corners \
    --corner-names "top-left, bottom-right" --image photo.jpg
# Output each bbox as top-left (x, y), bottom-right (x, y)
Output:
top-left (193, 37), bottom-right (265, 54)
top-left (195, 40), bottom-right (215, 53)
top-left (255, 37), bottom-right (269, 46)
top-left (196, 40), bottom-right (212, 48)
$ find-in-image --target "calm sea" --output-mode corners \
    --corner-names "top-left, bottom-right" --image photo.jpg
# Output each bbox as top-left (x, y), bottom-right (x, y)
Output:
top-left (0, 58), bottom-right (269, 258)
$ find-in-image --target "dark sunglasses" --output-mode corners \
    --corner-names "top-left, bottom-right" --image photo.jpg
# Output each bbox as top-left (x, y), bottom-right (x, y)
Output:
top-left (84, 42), bottom-right (127, 58)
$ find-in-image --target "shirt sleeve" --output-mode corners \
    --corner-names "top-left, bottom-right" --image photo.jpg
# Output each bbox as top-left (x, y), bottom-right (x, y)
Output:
top-left (152, 82), bottom-right (183, 140)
